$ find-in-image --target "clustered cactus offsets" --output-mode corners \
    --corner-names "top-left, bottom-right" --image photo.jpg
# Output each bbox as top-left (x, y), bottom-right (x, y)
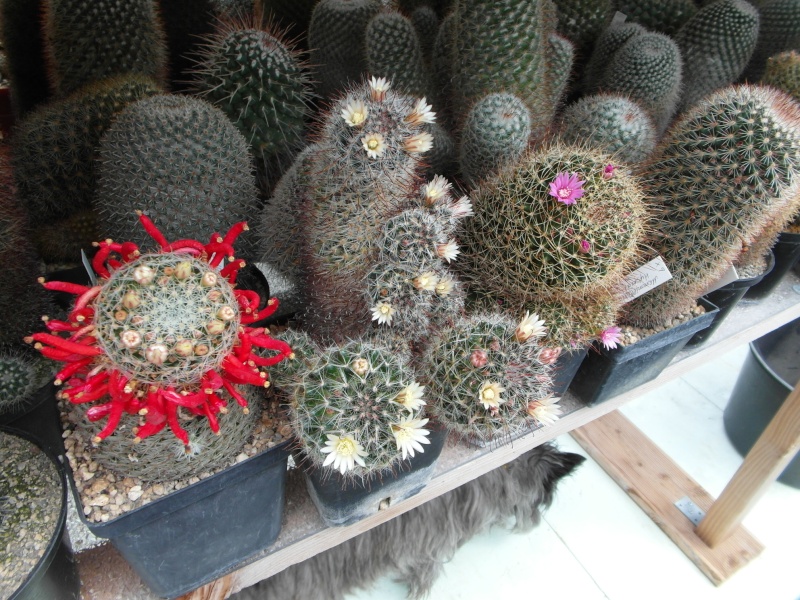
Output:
top-left (27, 214), bottom-right (292, 468)
top-left (0, 347), bottom-right (54, 416)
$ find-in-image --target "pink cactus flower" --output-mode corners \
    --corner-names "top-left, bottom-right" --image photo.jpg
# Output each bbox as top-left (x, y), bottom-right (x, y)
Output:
top-left (602, 164), bottom-right (615, 180)
top-left (600, 326), bottom-right (622, 351)
top-left (579, 239), bottom-right (591, 253)
top-left (471, 349), bottom-right (488, 368)
top-left (538, 346), bottom-right (562, 365)
top-left (548, 172), bottom-right (585, 205)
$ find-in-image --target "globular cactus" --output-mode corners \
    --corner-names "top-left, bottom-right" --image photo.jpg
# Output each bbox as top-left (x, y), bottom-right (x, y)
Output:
top-left (308, 0), bottom-right (381, 98)
top-left (582, 20), bottom-right (646, 94)
top-left (623, 85), bottom-right (800, 328)
top-left (0, 347), bottom-right (53, 415)
top-left (744, 0), bottom-right (800, 81)
top-left (431, 12), bottom-right (456, 123)
top-left (410, 5), bottom-right (439, 63)
top-left (552, 0), bottom-right (615, 57)
top-left (762, 50), bottom-right (800, 101)
top-left (458, 93), bottom-right (532, 186)
top-left (365, 9), bottom-right (430, 98)
top-left (94, 95), bottom-right (261, 259)
top-left (674, 0), bottom-right (760, 113)
top-left (558, 94), bottom-right (657, 164)
top-left (43, 0), bottom-right (168, 97)
top-left (12, 75), bottom-right (162, 224)
top-left (30, 209), bottom-right (99, 265)
top-left (190, 15), bottom-right (313, 168)
top-left (548, 33), bottom-right (575, 108)
top-left (614, 0), bottom-right (698, 35)
top-left (423, 313), bottom-right (558, 445)
top-left (287, 339), bottom-right (431, 476)
top-left (597, 31), bottom-right (683, 133)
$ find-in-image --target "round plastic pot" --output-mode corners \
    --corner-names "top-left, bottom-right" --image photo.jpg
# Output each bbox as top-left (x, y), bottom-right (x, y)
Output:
top-left (723, 317), bottom-right (800, 488)
top-left (2, 426), bottom-right (81, 600)
top-left (67, 440), bottom-right (291, 599)
top-left (568, 297), bottom-right (720, 405)
top-left (551, 347), bottom-right (589, 397)
top-left (745, 232), bottom-right (800, 300)
top-left (303, 424), bottom-right (449, 527)
top-left (0, 381), bottom-right (64, 458)
top-left (687, 251), bottom-right (775, 348)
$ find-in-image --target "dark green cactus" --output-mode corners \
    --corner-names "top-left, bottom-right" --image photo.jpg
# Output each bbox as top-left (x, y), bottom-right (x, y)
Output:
top-left (0, 346), bottom-right (53, 415)
top-left (410, 5), bottom-right (439, 63)
top-left (31, 208), bottom-right (99, 264)
top-left (674, 0), bottom-right (760, 112)
top-left (582, 19), bottom-right (646, 94)
top-left (761, 50), bottom-right (800, 101)
top-left (548, 33), bottom-right (575, 108)
top-left (43, 0), bottom-right (168, 97)
top-left (558, 94), bottom-right (657, 163)
top-left (623, 85), bottom-right (800, 327)
top-left (365, 9), bottom-right (430, 98)
top-left (158, 0), bottom-right (216, 91)
top-left (12, 75), bottom-right (162, 224)
top-left (552, 0), bottom-right (616, 57)
top-left (190, 16), bottom-right (313, 167)
top-left (614, 0), bottom-right (698, 35)
top-left (308, 0), bottom-right (381, 98)
top-left (431, 12), bottom-right (456, 121)
top-left (94, 94), bottom-right (261, 258)
top-left (744, 0), bottom-right (800, 81)
top-left (257, 0), bottom-right (317, 40)
top-left (458, 93), bottom-right (531, 186)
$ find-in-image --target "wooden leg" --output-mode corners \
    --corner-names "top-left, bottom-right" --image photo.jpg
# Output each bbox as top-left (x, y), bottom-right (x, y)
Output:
top-left (695, 379), bottom-right (800, 548)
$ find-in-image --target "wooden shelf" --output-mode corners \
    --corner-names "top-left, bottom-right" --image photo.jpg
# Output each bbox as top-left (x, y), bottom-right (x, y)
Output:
top-left (76, 276), bottom-right (800, 600)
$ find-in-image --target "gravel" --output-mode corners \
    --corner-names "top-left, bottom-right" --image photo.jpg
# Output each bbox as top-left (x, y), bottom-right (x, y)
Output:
top-left (618, 303), bottom-right (707, 346)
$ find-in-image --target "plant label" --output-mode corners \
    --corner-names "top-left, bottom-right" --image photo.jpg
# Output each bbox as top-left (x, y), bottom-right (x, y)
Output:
top-left (619, 256), bottom-right (673, 304)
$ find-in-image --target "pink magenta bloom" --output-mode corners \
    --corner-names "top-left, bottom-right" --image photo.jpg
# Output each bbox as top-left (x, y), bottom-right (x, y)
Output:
top-left (603, 164), bottom-right (615, 180)
top-left (549, 172), bottom-right (585, 205)
top-left (579, 239), bottom-right (591, 253)
top-left (600, 326), bottom-right (622, 351)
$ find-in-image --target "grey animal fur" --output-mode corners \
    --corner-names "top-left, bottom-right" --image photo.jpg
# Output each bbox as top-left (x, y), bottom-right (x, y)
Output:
top-left (233, 443), bottom-right (585, 600)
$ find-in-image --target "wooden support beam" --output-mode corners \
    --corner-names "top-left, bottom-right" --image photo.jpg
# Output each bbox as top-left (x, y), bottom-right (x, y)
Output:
top-left (571, 411), bottom-right (764, 586)
top-left (695, 380), bottom-right (800, 548)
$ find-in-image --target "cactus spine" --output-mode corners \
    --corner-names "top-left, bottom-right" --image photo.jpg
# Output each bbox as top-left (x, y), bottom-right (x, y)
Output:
top-left (614, 0), bottom-right (698, 35)
top-left (744, 0), bottom-right (800, 81)
top-left (0, 347), bottom-right (53, 415)
top-left (552, 0), bottom-right (615, 57)
top-left (762, 50), bottom-right (800, 101)
top-left (582, 20), bottom-right (646, 94)
top-left (365, 9), bottom-right (431, 98)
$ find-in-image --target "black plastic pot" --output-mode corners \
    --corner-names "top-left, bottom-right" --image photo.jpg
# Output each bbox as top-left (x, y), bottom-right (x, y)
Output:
top-left (569, 298), bottom-right (720, 405)
top-left (745, 232), bottom-right (800, 300)
top-left (0, 381), bottom-right (64, 458)
top-left (686, 251), bottom-right (775, 348)
top-left (69, 440), bottom-right (291, 599)
top-left (551, 347), bottom-right (588, 397)
top-left (303, 424), bottom-right (449, 527)
top-left (2, 426), bottom-right (81, 600)
top-left (723, 318), bottom-right (800, 489)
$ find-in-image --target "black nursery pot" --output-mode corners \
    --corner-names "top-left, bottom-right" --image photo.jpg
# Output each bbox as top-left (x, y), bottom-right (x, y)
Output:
top-left (745, 233), bottom-right (800, 300)
top-left (686, 251), bottom-right (775, 348)
top-left (2, 427), bottom-right (81, 600)
top-left (303, 424), bottom-right (449, 527)
top-left (0, 381), bottom-right (64, 458)
top-left (551, 347), bottom-right (589, 397)
top-left (68, 440), bottom-right (291, 599)
top-left (569, 298), bottom-right (720, 405)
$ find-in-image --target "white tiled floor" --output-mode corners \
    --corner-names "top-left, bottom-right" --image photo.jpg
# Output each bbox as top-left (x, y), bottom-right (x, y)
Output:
top-left (344, 344), bottom-right (800, 600)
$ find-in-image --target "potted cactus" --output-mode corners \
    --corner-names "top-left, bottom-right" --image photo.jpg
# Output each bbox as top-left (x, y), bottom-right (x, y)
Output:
top-left (26, 213), bottom-right (294, 598)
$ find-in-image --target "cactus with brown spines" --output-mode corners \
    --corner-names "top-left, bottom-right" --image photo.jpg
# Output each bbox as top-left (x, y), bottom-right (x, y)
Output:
top-left (622, 85), bottom-right (800, 328)
top-left (761, 50), bottom-right (800, 101)
top-left (744, 0), bottom-right (800, 81)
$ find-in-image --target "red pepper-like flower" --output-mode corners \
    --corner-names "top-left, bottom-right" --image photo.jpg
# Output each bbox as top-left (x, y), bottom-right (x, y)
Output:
top-left (27, 213), bottom-right (293, 445)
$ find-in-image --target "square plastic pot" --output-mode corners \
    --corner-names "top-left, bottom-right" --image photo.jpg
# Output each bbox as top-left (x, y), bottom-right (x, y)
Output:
top-left (0, 381), bottom-right (64, 458)
top-left (551, 347), bottom-right (589, 397)
top-left (302, 424), bottom-right (448, 527)
top-left (67, 441), bottom-right (291, 599)
top-left (568, 298), bottom-right (720, 405)
top-left (745, 233), bottom-right (800, 300)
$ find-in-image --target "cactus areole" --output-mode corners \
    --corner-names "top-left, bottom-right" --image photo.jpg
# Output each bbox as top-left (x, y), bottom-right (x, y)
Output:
top-left (26, 213), bottom-right (293, 445)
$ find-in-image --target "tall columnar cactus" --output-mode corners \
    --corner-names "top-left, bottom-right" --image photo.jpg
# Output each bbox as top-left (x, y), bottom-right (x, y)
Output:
top-left (410, 5), bottom-right (439, 63)
top-left (614, 0), bottom-right (698, 35)
top-left (12, 75), bottom-right (162, 224)
top-left (558, 94), bottom-right (657, 164)
top-left (744, 0), bottom-right (800, 81)
top-left (674, 0), bottom-right (760, 113)
top-left (548, 33), bottom-right (576, 108)
top-left (0, 347), bottom-right (53, 415)
top-left (581, 20), bottom-right (645, 94)
top-left (43, 0), bottom-right (168, 97)
top-left (762, 50), bottom-right (800, 101)
top-left (308, 0), bottom-right (381, 98)
top-left (552, 0), bottom-right (615, 57)
top-left (190, 16), bottom-right (313, 167)
top-left (0, 0), bottom-right (51, 116)
top-left (431, 12), bottom-right (456, 123)
top-left (365, 9), bottom-right (431, 98)
top-left (423, 313), bottom-right (558, 445)
top-left (623, 85), bottom-right (800, 328)
top-left (598, 31), bottom-right (683, 133)
top-left (287, 339), bottom-right (431, 475)
top-left (94, 94), bottom-right (261, 258)
top-left (459, 93), bottom-right (532, 186)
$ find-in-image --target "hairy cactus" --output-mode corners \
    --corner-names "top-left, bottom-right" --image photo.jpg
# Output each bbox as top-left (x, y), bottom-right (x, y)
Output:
top-left (365, 9), bottom-right (430, 98)
top-left (623, 85), bottom-right (800, 327)
top-left (674, 0), bottom-right (760, 113)
top-left (548, 33), bottom-right (575, 108)
top-left (12, 75), bottom-right (162, 222)
top-left (552, 0), bottom-right (615, 56)
top-left (43, 0), bottom-right (168, 97)
top-left (287, 339), bottom-right (431, 476)
top-left (308, 0), bottom-right (381, 98)
top-left (0, 347), bottom-right (53, 415)
top-left (614, 0), bottom-right (697, 35)
top-left (744, 0), bottom-right (800, 81)
top-left (558, 94), bottom-right (657, 163)
top-left (423, 313), bottom-right (557, 445)
top-left (598, 31), bottom-right (683, 133)
top-left (94, 95), bottom-right (261, 258)
top-left (582, 20), bottom-right (646, 94)
top-left (190, 16), bottom-right (313, 168)
top-left (762, 50), bottom-right (800, 101)
top-left (0, 0), bottom-right (51, 115)
top-left (459, 93), bottom-right (532, 186)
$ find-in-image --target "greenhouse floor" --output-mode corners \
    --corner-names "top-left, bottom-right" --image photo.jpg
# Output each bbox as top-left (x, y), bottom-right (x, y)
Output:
top-left (344, 343), bottom-right (800, 600)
